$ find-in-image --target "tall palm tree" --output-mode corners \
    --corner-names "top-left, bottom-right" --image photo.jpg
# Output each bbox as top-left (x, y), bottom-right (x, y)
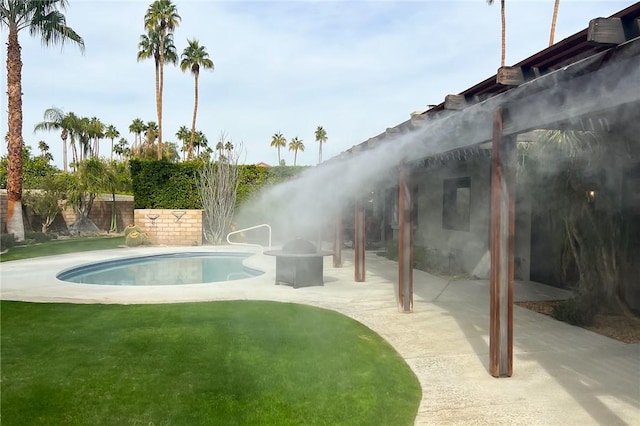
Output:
top-left (104, 124), bottom-right (120, 160)
top-left (195, 130), bottom-right (208, 158)
top-left (77, 116), bottom-right (92, 161)
top-left (88, 116), bottom-right (104, 157)
top-left (128, 118), bottom-right (146, 156)
top-left (175, 125), bottom-right (190, 160)
top-left (113, 137), bottom-right (129, 159)
top-left (144, 121), bottom-right (159, 156)
top-left (37, 140), bottom-right (53, 163)
top-left (1, 0), bottom-right (84, 240)
top-left (33, 107), bottom-right (74, 172)
top-left (487, 0), bottom-right (506, 67)
top-left (143, 0), bottom-right (181, 160)
top-left (549, 0), bottom-right (560, 46)
top-left (65, 111), bottom-right (82, 170)
top-left (289, 137), bottom-right (305, 166)
top-left (314, 125), bottom-right (327, 164)
top-left (270, 132), bottom-right (286, 165)
top-left (180, 39), bottom-right (214, 160)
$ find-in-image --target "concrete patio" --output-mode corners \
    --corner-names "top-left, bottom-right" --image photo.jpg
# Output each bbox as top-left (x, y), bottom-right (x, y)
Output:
top-left (1, 246), bottom-right (638, 425)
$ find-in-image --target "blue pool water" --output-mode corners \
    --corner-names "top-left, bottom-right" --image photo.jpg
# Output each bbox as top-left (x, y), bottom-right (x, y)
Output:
top-left (57, 252), bottom-right (263, 286)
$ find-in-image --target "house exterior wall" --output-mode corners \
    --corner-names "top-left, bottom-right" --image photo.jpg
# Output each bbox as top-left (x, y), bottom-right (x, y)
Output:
top-left (412, 154), bottom-right (531, 280)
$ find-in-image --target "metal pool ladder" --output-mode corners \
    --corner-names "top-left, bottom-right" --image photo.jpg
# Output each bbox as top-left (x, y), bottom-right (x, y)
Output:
top-left (226, 224), bottom-right (272, 253)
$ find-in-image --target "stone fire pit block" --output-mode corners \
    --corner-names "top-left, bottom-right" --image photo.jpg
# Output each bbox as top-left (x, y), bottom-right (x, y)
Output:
top-left (264, 239), bottom-right (333, 288)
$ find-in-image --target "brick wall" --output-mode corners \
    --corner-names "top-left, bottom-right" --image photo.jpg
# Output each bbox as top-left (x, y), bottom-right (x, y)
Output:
top-left (134, 209), bottom-right (203, 246)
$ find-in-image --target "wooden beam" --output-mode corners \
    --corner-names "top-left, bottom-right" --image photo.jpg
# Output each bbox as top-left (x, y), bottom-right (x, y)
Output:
top-left (333, 213), bottom-right (343, 268)
top-left (354, 199), bottom-right (366, 282)
top-left (489, 109), bottom-right (515, 378)
top-left (444, 94), bottom-right (466, 110)
top-left (588, 18), bottom-right (625, 45)
top-left (497, 66), bottom-right (525, 86)
top-left (397, 163), bottom-right (414, 312)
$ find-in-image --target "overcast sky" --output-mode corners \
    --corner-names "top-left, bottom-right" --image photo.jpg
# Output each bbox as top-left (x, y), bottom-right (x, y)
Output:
top-left (0, 0), bottom-right (632, 168)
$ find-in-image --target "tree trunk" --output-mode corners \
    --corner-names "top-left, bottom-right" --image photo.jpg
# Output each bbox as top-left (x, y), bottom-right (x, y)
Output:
top-left (6, 25), bottom-right (25, 241)
top-left (62, 129), bottom-right (68, 173)
top-left (157, 35), bottom-right (165, 160)
top-left (153, 57), bottom-right (161, 159)
top-left (549, 0), bottom-right (560, 46)
top-left (319, 142), bottom-right (322, 164)
top-left (189, 72), bottom-right (199, 160)
top-left (500, 0), bottom-right (506, 67)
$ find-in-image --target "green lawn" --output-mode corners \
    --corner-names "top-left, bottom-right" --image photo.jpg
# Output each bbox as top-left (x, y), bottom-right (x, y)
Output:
top-left (0, 235), bottom-right (126, 262)
top-left (1, 300), bottom-right (421, 425)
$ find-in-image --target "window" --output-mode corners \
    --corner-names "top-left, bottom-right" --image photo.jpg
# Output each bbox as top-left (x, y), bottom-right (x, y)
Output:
top-left (443, 177), bottom-right (470, 231)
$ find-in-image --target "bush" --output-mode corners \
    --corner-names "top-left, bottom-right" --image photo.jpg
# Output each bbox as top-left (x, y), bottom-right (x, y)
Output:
top-left (552, 293), bottom-right (598, 326)
top-left (125, 231), bottom-right (151, 247)
top-left (1, 233), bottom-right (17, 251)
top-left (24, 232), bottom-right (54, 243)
top-left (385, 240), bottom-right (398, 261)
top-left (124, 224), bottom-right (142, 237)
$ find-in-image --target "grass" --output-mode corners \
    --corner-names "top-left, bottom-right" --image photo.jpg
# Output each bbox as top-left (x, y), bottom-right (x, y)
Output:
top-left (1, 300), bottom-right (422, 425)
top-left (0, 235), bottom-right (125, 262)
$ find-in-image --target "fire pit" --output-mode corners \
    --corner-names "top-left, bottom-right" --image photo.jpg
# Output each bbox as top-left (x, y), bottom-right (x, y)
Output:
top-left (264, 238), bottom-right (333, 288)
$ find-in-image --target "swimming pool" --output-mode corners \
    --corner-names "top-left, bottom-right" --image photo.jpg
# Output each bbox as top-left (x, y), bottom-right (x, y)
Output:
top-left (57, 252), bottom-right (263, 286)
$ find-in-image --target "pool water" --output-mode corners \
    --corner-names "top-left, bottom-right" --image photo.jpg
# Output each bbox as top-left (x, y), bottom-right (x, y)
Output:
top-left (57, 252), bottom-right (262, 286)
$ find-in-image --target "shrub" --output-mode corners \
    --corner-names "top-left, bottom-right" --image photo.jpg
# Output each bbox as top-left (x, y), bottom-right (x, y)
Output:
top-left (124, 224), bottom-right (142, 237)
top-left (24, 232), bottom-right (54, 243)
top-left (1, 233), bottom-right (17, 251)
top-left (552, 292), bottom-right (598, 326)
top-left (125, 231), bottom-right (151, 247)
top-left (385, 240), bottom-right (398, 261)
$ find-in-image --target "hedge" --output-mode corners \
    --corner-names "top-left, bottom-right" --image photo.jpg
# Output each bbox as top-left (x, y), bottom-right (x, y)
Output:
top-left (130, 160), bottom-right (308, 209)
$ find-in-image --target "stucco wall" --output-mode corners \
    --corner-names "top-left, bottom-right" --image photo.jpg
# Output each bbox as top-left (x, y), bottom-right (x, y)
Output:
top-left (412, 155), bottom-right (531, 280)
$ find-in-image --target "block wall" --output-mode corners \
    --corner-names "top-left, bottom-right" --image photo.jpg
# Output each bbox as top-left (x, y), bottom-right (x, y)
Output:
top-left (134, 209), bottom-right (203, 246)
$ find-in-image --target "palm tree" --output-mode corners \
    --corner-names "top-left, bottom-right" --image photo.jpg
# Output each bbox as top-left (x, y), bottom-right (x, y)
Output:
top-left (144, 121), bottom-right (159, 156)
top-left (175, 125), bottom-right (190, 160)
top-left (33, 107), bottom-right (75, 172)
top-left (314, 125), bottom-right (327, 164)
top-left (37, 140), bottom-right (49, 156)
top-left (113, 137), bottom-right (129, 159)
top-left (88, 116), bottom-right (104, 157)
top-left (195, 130), bottom-right (208, 158)
top-left (1, 0), bottom-right (83, 240)
top-left (270, 132), bottom-right (286, 165)
top-left (487, 0), bottom-right (506, 67)
top-left (143, 0), bottom-right (181, 160)
top-left (289, 137), bottom-right (305, 166)
top-left (65, 111), bottom-right (82, 170)
top-left (549, 0), bottom-right (560, 46)
top-left (180, 39), bottom-right (214, 160)
top-left (128, 118), bottom-right (146, 156)
top-left (104, 124), bottom-right (120, 160)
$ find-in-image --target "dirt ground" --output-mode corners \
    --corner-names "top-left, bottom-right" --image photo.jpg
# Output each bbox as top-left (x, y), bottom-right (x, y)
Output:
top-left (516, 301), bottom-right (640, 344)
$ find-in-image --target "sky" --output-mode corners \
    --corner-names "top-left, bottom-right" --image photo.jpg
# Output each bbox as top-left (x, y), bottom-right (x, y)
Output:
top-left (0, 0), bottom-right (633, 168)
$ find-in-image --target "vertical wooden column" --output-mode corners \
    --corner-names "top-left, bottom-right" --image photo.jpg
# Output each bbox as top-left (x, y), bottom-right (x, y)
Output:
top-left (398, 163), bottom-right (414, 312)
top-left (489, 109), bottom-right (516, 378)
top-left (354, 199), bottom-right (366, 282)
top-left (333, 212), bottom-right (343, 268)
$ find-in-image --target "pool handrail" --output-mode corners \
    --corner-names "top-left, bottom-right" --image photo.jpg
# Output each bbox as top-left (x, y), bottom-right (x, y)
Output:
top-left (226, 224), bottom-right (272, 252)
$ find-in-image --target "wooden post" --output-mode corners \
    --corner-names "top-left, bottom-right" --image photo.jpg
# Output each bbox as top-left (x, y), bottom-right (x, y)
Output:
top-left (489, 109), bottom-right (515, 377)
top-left (398, 163), bottom-right (414, 312)
top-left (354, 199), bottom-right (366, 282)
top-left (333, 212), bottom-right (343, 268)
